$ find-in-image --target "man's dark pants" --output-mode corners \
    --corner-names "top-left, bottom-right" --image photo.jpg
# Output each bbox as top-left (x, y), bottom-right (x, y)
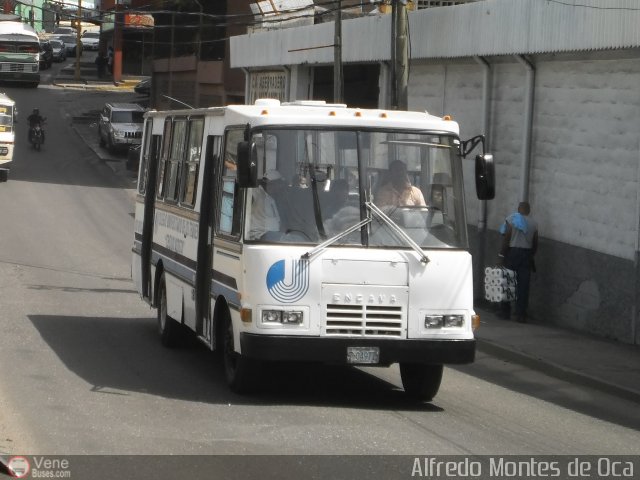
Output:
top-left (503, 247), bottom-right (533, 319)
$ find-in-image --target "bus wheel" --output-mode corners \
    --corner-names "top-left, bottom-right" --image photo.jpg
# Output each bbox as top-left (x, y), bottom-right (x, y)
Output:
top-left (157, 274), bottom-right (179, 348)
top-left (222, 314), bottom-right (260, 394)
top-left (399, 363), bottom-right (443, 402)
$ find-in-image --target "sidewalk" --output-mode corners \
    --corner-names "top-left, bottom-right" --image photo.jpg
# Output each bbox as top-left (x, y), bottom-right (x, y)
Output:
top-left (475, 304), bottom-right (640, 403)
top-left (53, 56), bottom-right (145, 92)
top-left (58, 69), bottom-right (640, 404)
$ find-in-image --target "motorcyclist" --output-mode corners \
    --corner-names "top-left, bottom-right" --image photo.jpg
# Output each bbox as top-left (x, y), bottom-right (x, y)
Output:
top-left (27, 108), bottom-right (45, 144)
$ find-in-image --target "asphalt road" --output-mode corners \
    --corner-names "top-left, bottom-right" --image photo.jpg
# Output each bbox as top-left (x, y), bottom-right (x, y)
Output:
top-left (0, 70), bottom-right (638, 478)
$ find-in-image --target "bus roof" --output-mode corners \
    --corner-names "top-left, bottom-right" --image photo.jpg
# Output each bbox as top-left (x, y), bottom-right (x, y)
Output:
top-left (146, 100), bottom-right (460, 134)
top-left (0, 21), bottom-right (39, 40)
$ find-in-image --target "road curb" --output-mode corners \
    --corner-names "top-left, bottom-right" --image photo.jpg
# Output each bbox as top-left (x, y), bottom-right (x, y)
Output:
top-left (53, 74), bottom-right (137, 91)
top-left (53, 81), bottom-right (134, 92)
top-left (476, 338), bottom-right (640, 404)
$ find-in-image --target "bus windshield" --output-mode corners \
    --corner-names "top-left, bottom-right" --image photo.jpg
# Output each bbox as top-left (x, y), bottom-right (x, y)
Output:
top-left (244, 128), bottom-right (468, 249)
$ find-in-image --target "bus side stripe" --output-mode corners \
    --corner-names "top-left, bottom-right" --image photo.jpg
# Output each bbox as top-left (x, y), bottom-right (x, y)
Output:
top-left (151, 248), bottom-right (196, 286)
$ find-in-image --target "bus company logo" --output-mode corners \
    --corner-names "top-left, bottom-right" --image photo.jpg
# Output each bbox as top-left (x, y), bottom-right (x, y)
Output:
top-left (266, 259), bottom-right (309, 303)
top-left (7, 456), bottom-right (30, 478)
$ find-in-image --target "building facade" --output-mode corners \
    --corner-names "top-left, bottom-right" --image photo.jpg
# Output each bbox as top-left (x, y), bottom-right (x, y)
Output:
top-left (7, 0), bottom-right (44, 31)
top-left (230, 0), bottom-right (640, 345)
top-left (125, 0), bottom-right (250, 110)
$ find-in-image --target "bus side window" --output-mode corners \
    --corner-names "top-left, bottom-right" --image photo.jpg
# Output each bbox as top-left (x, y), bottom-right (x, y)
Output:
top-left (163, 118), bottom-right (187, 202)
top-left (180, 117), bottom-right (204, 207)
top-left (156, 118), bottom-right (173, 199)
top-left (138, 120), bottom-right (153, 194)
top-left (217, 128), bottom-right (244, 238)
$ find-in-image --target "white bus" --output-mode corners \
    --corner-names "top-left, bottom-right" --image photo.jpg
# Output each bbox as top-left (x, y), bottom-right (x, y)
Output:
top-left (0, 21), bottom-right (40, 88)
top-left (0, 92), bottom-right (15, 182)
top-left (131, 99), bottom-right (494, 401)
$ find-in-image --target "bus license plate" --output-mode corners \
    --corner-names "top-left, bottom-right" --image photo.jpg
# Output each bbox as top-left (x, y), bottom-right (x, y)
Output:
top-left (347, 347), bottom-right (380, 364)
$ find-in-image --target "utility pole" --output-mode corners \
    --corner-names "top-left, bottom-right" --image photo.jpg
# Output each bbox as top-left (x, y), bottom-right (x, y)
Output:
top-left (74, 0), bottom-right (81, 81)
top-left (391, 0), bottom-right (408, 110)
top-left (113, 1), bottom-right (123, 84)
top-left (333, 0), bottom-right (343, 103)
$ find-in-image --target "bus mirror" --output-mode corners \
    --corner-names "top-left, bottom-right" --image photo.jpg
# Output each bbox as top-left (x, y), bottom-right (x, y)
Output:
top-left (475, 154), bottom-right (495, 200)
top-left (237, 141), bottom-right (258, 188)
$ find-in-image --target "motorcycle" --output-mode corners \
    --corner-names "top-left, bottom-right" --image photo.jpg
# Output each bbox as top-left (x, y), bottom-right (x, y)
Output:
top-left (29, 122), bottom-right (45, 151)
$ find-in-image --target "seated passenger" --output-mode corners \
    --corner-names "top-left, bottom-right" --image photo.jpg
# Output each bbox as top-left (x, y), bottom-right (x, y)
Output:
top-left (427, 184), bottom-right (445, 226)
top-left (291, 173), bottom-right (308, 189)
top-left (283, 184), bottom-right (318, 240)
top-left (324, 205), bottom-right (361, 240)
top-left (429, 184), bottom-right (444, 210)
top-left (248, 170), bottom-right (286, 240)
top-left (323, 179), bottom-right (350, 219)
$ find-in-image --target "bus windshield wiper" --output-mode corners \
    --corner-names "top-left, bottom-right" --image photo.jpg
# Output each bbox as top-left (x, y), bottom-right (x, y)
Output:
top-left (301, 217), bottom-right (372, 261)
top-left (365, 202), bottom-right (430, 265)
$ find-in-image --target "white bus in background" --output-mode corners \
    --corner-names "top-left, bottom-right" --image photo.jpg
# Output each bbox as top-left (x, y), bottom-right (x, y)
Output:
top-left (0, 92), bottom-right (15, 182)
top-left (131, 99), bottom-right (495, 401)
top-left (0, 21), bottom-right (40, 88)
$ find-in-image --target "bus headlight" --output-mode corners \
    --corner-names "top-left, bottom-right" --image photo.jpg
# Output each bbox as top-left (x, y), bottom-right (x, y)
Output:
top-left (444, 314), bottom-right (464, 328)
top-left (424, 315), bottom-right (443, 328)
top-left (425, 314), bottom-right (464, 329)
top-left (282, 311), bottom-right (303, 324)
top-left (261, 309), bottom-right (304, 325)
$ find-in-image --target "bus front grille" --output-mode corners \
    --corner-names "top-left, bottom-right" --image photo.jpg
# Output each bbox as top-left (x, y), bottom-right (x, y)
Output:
top-left (325, 304), bottom-right (403, 337)
top-left (0, 63), bottom-right (22, 72)
top-left (0, 63), bottom-right (36, 73)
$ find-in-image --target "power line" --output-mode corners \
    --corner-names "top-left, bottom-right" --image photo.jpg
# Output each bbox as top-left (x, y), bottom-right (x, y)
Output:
top-left (15, 0), bottom-right (383, 49)
top-left (542, 0), bottom-right (640, 11)
top-left (17, 0), bottom-right (375, 31)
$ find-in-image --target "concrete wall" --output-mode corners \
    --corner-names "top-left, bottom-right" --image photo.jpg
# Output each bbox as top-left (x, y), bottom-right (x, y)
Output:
top-left (409, 51), bottom-right (640, 344)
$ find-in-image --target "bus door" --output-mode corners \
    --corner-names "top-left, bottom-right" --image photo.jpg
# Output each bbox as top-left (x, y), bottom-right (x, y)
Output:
top-left (195, 135), bottom-right (221, 342)
top-left (140, 130), bottom-right (162, 301)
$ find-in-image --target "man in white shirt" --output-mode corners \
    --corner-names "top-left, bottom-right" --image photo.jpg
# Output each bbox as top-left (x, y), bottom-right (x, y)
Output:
top-left (249, 169), bottom-right (286, 240)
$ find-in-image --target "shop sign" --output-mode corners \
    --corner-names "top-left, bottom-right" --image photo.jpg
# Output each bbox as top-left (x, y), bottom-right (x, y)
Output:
top-left (249, 71), bottom-right (287, 104)
top-left (125, 14), bottom-right (154, 28)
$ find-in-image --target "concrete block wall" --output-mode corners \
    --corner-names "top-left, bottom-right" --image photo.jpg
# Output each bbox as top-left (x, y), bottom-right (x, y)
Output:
top-left (409, 52), bottom-right (640, 344)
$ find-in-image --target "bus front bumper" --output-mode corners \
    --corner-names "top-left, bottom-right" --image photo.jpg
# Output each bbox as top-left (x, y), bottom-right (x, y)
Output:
top-left (240, 333), bottom-right (475, 365)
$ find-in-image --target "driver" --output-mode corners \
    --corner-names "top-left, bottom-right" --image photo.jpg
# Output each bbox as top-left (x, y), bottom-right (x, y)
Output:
top-left (375, 160), bottom-right (425, 207)
top-left (27, 108), bottom-right (46, 143)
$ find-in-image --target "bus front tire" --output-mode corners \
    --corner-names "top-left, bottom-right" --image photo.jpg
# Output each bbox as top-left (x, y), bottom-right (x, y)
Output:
top-left (400, 363), bottom-right (443, 402)
top-left (223, 315), bottom-right (260, 394)
top-left (157, 274), bottom-right (179, 348)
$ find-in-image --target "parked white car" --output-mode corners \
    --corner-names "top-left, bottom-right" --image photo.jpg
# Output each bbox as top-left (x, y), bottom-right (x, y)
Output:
top-left (53, 27), bottom-right (75, 36)
top-left (81, 31), bottom-right (99, 51)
